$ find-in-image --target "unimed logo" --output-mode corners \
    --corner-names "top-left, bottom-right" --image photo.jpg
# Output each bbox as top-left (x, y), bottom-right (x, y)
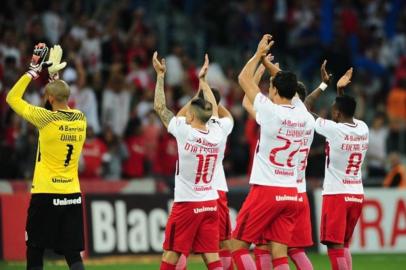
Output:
top-left (90, 200), bottom-right (168, 254)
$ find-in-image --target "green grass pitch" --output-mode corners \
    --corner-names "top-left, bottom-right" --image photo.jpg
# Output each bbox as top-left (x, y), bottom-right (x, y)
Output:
top-left (1, 253), bottom-right (405, 269)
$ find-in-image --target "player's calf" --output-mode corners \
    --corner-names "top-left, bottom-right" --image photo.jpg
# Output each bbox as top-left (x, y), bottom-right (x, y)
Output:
top-left (202, 253), bottom-right (224, 270)
top-left (288, 248), bottom-right (313, 270)
top-left (219, 240), bottom-right (233, 270)
top-left (253, 245), bottom-right (271, 270)
top-left (175, 253), bottom-right (187, 270)
top-left (161, 250), bottom-right (182, 269)
top-left (231, 239), bottom-right (256, 270)
top-left (327, 245), bottom-right (348, 270)
top-left (64, 251), bottom-right (85, 270)
top-left (26, 246), bottom-right (44, 270)
top-left (270, 242), bottom-right (290, 270)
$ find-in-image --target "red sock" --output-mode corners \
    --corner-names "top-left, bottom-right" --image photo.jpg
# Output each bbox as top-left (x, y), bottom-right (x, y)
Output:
top-left (272, 257), bottom-right (290, 270)
top-left (343, 247), bottom-right (352, 270)
top-left (161, 261), bottom-right (177, 270)
top-left (254, 247), bottom-right (271, 270)
top-left (208, 260), bottom-right (224, 270)
top-left (220, 250), bottom-right (233, 270)
top-left (327, 248), bottom-right (348, 270)
top-left (175, 254), bottom-right (187, 270)
top-left (232, 248), bottom-right (257, 270)
top-left (288, 249), bottom-right (313, 270)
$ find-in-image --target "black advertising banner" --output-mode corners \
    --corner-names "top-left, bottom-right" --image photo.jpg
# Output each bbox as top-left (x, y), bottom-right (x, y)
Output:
top-left (84, 192), bottom-right (317, 256)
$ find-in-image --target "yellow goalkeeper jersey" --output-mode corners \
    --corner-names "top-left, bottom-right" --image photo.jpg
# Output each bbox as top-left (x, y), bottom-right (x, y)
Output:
top-left (7, 74), bottom-right (87, 194)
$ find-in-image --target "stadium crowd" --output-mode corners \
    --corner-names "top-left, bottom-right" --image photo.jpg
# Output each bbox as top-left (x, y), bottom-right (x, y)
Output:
top-left (0, 0), bottom-right (405, 188)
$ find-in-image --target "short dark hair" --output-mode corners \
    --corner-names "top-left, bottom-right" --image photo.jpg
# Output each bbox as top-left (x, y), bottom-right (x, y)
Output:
top-left (296, 81), bottom-right (307, 102)
top-left (190, 97), bottom-right (213, 123)
top-left (197, 89), bottom-right (221, 105)
top-left (335, 95), bottom-right (356, 117)
top-left (273, 71), bottom-right (298, 99)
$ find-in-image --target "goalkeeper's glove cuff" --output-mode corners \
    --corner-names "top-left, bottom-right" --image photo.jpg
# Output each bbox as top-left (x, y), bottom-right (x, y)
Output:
top-left (26, 70), bottom-right (39, 79)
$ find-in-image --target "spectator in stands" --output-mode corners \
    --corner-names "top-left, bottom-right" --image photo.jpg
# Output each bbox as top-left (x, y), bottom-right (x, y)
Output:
top-left (387, 78), bottom-right (406, 122)
top-left (142, 111), bottom-right (160, 173)
top-left (101, 127), bottom-right (128, 180)
top-left (68, 59), bottom-right (101, 134)
top-left (41, 1), bottom-right (64, 44)
top-left (15, 124), bottom-right (37, 179)
top-left (367, 112), bottom-right (389, 177)
top-left (102, 73), bottom-right (131, 137)
top-left (80, 21), bottom-right (102, 74)
top-left (0, 0), bottom-right (405, 183)
top-left (244, 115), bottom-right (259, 174)
top-left (383, 152), bottom-right (406, 188)
top-left (122, 118), bottom-right (146, 178)
top-left (386, 78), bottom-right (406, 154)
top-left (154, 131), bottom-right (178, 189)
top-left (80, 127), bottom-right (107, 179)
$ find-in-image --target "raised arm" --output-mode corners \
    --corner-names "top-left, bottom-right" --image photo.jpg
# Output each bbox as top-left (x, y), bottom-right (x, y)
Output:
top-left (253, 63), bottom-right (266, 86)
top-left (152, 51), bottom-right (174, 128)
top-left (199, 54), bottom-right (219, 117)
top-left (336, 67), bottom-right (353, 96)
top-left (261, 53), bottom-right (280, 77)
top-left (242, 95), bottom-right (256, 119)
top-left (218, 104), bottom-right (233, 121)
top-left (7, 43), bottom-right (50, 119)
top-left (304, 60), bottom-right (331, 109)
top-left (238, 34), bottom-right (273, 104)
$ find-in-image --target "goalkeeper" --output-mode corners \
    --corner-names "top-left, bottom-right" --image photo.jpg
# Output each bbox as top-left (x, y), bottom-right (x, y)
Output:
top-left (6, 43), bottom-right (87, 270)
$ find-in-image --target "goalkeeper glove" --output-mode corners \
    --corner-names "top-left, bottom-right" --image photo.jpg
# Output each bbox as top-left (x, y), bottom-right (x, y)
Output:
top-left (27, 43), bottom-right (51, 80)
top-left (48, 45), bottom-right (67, 81)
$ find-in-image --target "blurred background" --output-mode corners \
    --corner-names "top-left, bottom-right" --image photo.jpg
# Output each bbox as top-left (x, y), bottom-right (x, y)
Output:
top-left (0, 0), bottom-right (405, 187)
top-left (0, 0), bottom-right (405, 266)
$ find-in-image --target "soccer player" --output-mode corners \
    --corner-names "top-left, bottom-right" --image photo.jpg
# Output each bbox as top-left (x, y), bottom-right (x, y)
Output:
top-left (231, 34), bottom-right (306, 270)
top-left (211, 91), bottom-right (234, 270)
top-left (176, 90), bottom-right (234, 270)
top-left (6, 43), bottom-right (87, 270)
top-left (153, 52), bottom-right (226, 270)
top-left (253, 57), bottom-right (333, 270)
top-left (302, 67), bottom-right (369, 270)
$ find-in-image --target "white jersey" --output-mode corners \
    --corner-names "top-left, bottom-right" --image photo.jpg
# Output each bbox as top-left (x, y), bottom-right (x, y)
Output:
top-left (168, 116), bottom-right (225, 202)
top-left (315, 118), bottom-right (369, 195)
top-left (250, 93), bottom-right (307, 187)
top-left (292, 97), bottom-right (315, 193)
top-left (211, 117), bottom-right (234, 192)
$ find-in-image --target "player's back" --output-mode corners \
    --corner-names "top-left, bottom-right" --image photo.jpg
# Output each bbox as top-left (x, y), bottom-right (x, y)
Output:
top-left (251, 93), bottom-right (307, 187)
top-left (316, 118), bottom-right (369, 195)
top-left (168, 117), bottom-right (224, 202)
top-left (296, 111), bottom-right (315, 192)
top-left (32, 109), bottom-right (87, 194)
top-left (211, 117), bottom-right (233, 192)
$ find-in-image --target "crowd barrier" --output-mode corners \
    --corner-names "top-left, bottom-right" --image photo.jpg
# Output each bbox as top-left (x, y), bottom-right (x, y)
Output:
top-left (0, 179), bottom-right (405, 260)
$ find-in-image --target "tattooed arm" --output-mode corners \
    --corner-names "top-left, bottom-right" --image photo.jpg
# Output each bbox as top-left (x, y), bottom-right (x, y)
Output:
top-left (152, 52), bottom-right (174, 128)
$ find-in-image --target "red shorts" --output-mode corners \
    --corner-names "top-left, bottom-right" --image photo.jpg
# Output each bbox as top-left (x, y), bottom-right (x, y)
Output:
top-left (217, 191), bottom-right (232, 241)
top-left (289, 192), bottom-right (313, 247)
top-left (163, 200), bottom-right (219, 254)
top-left (320, 194), bottom-right (364, 245)
top-left (232, 185), bottom-right (299, 245)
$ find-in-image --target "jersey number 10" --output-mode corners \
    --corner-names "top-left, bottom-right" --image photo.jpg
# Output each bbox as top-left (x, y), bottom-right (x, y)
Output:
top-left (195, 154), bottom-right (218, 184)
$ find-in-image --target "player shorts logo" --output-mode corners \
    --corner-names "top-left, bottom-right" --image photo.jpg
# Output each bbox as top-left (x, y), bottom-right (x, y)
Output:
top-left (193, 205), bottom-right (217, 214)
top-left (275, 195), bottom-right (298, 201)
top-left (344, 196), bottom-right (363, 203)
top-left (53, 196), bottom-right (82, 206)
